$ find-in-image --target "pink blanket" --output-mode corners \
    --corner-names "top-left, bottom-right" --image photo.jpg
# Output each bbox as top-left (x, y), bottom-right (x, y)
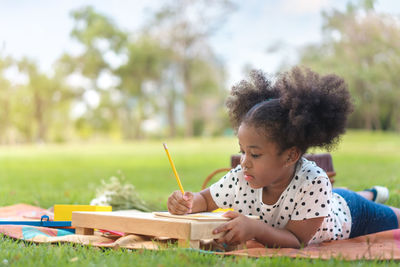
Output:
top-left (1, 204), bottom-right (399, 260)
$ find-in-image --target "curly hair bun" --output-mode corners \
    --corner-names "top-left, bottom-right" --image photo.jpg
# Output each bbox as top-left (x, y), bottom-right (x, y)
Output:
top-left (226, 66), bottom-right (353, 153)
top-left (277, 66), bottom-right (353, 151)
top-left (226, 69), bottom-right (280, 129)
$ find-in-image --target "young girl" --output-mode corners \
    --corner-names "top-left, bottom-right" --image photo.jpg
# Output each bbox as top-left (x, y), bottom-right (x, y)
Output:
top-left (167, 67), bottom-right (400, 248)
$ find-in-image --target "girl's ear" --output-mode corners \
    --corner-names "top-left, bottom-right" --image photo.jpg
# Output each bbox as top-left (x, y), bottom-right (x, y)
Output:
top-left (285, 147), bottom-right (301, 166)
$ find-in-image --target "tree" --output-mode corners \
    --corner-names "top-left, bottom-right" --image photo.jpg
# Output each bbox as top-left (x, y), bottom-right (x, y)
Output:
top-left (0, 55), bottom-right (14, 143)
top-left (61, 4), bottom-right (230, 139)
top-left (69, 6), bottom-right (126, 80)
top-left (16, 58), bottom-right (78, 142)
top-left (61, 6), bottom-right (127, 138)
top-left (115, 36), bottom-right (173, 139)
top-left (185, 55), bottom-right (227, 136)
top-left (145, 0), bottom-right (234, 137)
top-left (299, 0), bottom-right (400, 131)
top-left (65, 6), bottom-right (174, 139)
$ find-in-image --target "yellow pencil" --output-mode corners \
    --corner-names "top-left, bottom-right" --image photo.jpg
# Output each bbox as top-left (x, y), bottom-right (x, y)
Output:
top-left (163, 143), bottom-right (185, 195)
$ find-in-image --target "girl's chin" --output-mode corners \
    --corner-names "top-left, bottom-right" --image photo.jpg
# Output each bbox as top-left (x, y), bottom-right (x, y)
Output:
top-left (244, 175), bottom-right (264, 189)
top-left (249, 184), bottom-right (262, 189)
top-left (246, 181), bottom-right (262, 189)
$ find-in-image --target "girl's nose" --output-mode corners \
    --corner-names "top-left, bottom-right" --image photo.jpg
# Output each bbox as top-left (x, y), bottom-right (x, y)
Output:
top-left (240, 154), bottom-right (251, 168)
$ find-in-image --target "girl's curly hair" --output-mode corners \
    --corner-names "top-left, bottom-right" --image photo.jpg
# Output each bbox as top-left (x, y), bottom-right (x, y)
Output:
top-left (226, 66), bottom-right (353, 154)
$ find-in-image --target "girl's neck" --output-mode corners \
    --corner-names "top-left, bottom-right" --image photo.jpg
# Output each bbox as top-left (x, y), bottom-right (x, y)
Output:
top-left (262, 164), bottom-right (297, 204)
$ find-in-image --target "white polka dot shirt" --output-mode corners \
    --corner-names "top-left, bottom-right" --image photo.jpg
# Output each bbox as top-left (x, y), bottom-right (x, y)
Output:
top-left (210, 158), bottom-right (352, 244)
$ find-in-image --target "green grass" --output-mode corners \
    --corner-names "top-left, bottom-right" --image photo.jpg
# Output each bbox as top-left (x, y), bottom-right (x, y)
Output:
top-left (0, 130), bottom-right (399, 266)
top-left (3, 239), bottom-right (397, 267)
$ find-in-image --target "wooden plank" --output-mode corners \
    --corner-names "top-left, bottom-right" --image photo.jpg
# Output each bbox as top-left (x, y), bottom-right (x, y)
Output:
top-left (190, 221), bottom-right (225, 240)
top-left (72, 211), bottom-right (192, 239)
top-left (72, 211), bottom-right (227, 241)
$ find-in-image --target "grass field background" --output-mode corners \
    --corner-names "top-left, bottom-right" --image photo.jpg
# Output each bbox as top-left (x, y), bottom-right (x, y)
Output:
top-left (0, 130), bottom-right (399, 266)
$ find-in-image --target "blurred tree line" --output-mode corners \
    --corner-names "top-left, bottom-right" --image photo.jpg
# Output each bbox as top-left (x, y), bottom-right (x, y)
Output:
top-left (299, 0), bottom-right (400, 131)
top-left (0, 0), bottom-right (399, 144)
top-left (0, 0), bottom-right (234, 143)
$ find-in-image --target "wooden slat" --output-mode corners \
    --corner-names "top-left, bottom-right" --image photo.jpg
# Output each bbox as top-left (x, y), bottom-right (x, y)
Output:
top-left (72, 212), bottom-right (230, 240)
top-left (190, 221), bottom-right (225, 240)
top-left (72, 211), bottom-right (227, 240)
top-left (72, 211), bottom-right (191, 239)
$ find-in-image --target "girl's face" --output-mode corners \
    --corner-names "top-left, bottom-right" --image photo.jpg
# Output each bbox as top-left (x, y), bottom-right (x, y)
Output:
top-left (237, 123), bottom-right (294, 189)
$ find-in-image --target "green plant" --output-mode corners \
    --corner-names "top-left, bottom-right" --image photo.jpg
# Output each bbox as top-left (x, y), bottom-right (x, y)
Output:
top-left (91, 174), bottom-right (153, 211)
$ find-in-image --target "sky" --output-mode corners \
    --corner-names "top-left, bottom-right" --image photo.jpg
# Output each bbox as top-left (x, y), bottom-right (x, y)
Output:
top-left (1, 0), bottom-right (399, 87)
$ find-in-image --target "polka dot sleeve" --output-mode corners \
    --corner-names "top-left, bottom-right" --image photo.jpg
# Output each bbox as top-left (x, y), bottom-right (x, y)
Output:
top-left (209, 166), bottom-right (241, 209)
top-left (291, 176), bottom-right (332, 220)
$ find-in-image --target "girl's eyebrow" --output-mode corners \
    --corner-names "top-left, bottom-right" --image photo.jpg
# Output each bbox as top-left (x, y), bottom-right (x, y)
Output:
top-left (239, 143), bottom-right (261, 149)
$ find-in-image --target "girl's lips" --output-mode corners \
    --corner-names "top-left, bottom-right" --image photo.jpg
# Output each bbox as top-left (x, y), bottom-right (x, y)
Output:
top-left (244, 174), bottom-right (254, 181)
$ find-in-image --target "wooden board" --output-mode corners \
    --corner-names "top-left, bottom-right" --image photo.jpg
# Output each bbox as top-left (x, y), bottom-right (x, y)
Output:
top-left (71, 211), bottom-right (227, 247)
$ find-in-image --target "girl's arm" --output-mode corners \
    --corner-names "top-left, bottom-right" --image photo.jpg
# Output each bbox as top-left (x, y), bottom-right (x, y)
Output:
top-left (192, 188), bottom-right (219, 213)
top-left (254, 216), bottom-right (324, 247)
top-left (214, 212), bottom-right (324, 248)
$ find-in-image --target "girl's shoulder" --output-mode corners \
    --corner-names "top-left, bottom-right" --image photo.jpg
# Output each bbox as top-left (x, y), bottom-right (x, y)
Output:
top-left (298, 157), bottom-right (328, 176)
top-left (294, 157), bottom-right (330, 186)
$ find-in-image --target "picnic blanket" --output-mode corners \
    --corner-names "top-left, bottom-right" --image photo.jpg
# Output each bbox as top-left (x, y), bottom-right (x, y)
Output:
top-left (0, 204), bottom-right (169, 249)
top-left (222, 230), bottom-right (400, 260)
top-left (1, 204), bottom-right (399, 260)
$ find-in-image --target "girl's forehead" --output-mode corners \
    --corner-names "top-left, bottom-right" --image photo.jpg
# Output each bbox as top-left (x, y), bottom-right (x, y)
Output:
top-left (238, 124), bottom-right (271, 145)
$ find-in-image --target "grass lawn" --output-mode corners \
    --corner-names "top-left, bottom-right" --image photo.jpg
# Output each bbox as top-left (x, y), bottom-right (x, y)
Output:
top-left (0, 130), bottom-right (399, 266)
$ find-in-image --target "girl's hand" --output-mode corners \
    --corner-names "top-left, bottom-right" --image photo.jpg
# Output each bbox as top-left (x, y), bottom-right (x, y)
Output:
top-left (212, 211), bottom-right (257, 245)
top-left (167, 191), bottom-right (194, 215)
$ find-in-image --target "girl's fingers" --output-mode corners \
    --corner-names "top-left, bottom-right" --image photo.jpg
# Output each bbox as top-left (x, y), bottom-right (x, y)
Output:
top-left (183, 192), bottom-right (194, 202)
top-left (177, 196), bottom-right (192, 209)
top-left (168, 197), bottom-right (190, 214)
top-left (222, 211), bottom-right (239, 219)
top-left (168, 191), bottom-right (193, 214)
top-left (167, 190), bottom-right (195, 215)
top-left (173, 191), bottom-right (193, 209)
top-left (168, 204), bottom-right (188, 214)
top-left (175, 205), bottom-right (190, 214)
top-left (221, 229), bottom-right (243, 246)
top-left (212, 221), bottom-right (233, 235)
top-left (217, 229), bottom-right (238, 245)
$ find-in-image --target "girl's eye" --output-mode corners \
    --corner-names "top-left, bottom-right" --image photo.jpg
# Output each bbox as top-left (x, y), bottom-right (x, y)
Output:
top-left (239, 150), bottom-right (260, 158)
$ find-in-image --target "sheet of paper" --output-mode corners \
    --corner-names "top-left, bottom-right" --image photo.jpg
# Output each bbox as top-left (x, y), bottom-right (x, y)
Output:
top-left (153, 211), bottom-right (259, 221)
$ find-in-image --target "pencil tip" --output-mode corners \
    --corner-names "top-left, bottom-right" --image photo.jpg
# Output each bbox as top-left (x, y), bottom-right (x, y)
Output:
top-left (163, 143), bottom-right (167, 149)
